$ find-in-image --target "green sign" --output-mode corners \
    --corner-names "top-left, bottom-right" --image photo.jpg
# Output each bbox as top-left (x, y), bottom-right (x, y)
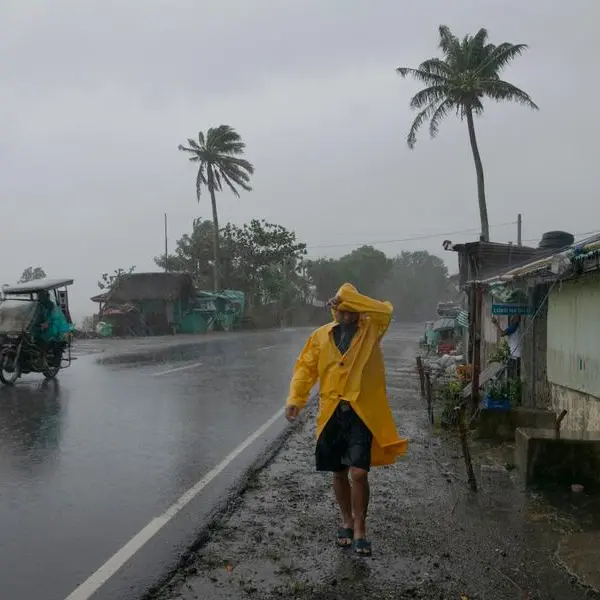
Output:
top-left (492, 303), bottom-right (533, 316)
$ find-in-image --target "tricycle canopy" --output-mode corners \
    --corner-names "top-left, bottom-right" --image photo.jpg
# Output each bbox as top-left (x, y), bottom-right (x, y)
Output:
top-left (2, 278), bottom-right (74, 295)
top-left (0, 277), bottom-right (74, 326)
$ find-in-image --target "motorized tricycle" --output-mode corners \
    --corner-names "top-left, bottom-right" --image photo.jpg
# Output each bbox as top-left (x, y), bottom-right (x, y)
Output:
top-left (0, 278), bottom-right (74, 385)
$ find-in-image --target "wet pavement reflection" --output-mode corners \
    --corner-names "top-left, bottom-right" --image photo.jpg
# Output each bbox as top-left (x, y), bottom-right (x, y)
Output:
top-left (0, 328), bottom-right (311, 600)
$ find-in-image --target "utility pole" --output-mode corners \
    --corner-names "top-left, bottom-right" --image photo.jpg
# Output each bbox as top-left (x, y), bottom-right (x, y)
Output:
top-left (164, 213), bottom-right (168, 272)
top-left (517, 213), bottom-right (522, 246)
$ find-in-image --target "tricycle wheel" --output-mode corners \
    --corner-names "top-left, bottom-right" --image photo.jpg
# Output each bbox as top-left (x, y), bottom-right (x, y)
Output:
top-left (0, 349), bottom-right (20, 385)
top-left (43, 347), bottom-right (63, 380)
top-left (42, 365), bottom-right (60, 380)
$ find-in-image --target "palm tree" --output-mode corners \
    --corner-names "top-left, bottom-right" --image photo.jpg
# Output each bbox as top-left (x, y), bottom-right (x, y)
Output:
top-left (397, 26), bottom-right (538, 241)
top-left (178, 125), bottom-right (254, 291)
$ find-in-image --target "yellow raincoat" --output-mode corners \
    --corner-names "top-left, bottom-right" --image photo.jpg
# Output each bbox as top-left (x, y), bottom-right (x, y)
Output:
top-left (286, 283), bottom-right (408, 466)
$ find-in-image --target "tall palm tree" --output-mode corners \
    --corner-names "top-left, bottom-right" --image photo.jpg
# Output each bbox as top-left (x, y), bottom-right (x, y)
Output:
top-left (178, 125), bottom-right (254, 291)
top-left (397, 26), bottom-right (538, 241)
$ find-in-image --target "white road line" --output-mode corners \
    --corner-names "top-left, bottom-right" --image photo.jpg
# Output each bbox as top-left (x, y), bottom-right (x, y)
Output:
top-left (256, 345), bottom-right (276, 352)
top-left (150, 361), bottom-right (204, 377)
top-left (64, 405), bottom-right (285, 600)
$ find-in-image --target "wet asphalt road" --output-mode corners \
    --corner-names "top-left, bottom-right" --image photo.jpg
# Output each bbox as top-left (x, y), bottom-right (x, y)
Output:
top-left (0, 328), bottom-right (313, 600)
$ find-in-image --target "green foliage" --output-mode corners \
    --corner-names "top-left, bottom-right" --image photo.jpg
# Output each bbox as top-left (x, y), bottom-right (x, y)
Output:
top-left (307, 246), bottom-right (391, 301)
top-left (307, 248), bottom-right (449, 319)
top-left (155, 218), bottom-right (215, 289)
top-left (487, 376), bottom-right (522, 406)
top-left (438, 379), bottom-right (464, 427)
top-left (19, 266), bottom-right (46, 283)
top-left (155, 219), bottom-right (307, 307)
top-left (396, 25), bottom-right (538, 148)
top-left (98, 266), bottom-right (136, 291)
top-left (178, 125), bottom-right (254, 202)
top-left (489, 339), bottom-right (510, 363)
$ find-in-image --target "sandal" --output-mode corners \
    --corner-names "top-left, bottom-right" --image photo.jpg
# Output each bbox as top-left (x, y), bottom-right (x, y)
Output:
top-left (353, 538), bottom-right (372, 556)
top-left (336, 527), bottom-right (354, 547)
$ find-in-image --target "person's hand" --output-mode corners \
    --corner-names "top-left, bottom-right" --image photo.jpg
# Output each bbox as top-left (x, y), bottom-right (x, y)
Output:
top-left (326, 295), bottom-right (341, 309)
top-left (285, 405), bottom-right (300, 422)
top-left (491, 316), bottom-right (498, 325)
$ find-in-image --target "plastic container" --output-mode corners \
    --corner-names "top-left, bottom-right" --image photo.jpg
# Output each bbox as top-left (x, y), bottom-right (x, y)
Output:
top-left (482, 395), bottom-right (511, 411)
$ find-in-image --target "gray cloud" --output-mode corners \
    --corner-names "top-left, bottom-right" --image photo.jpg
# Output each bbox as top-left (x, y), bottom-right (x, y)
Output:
top-left (1, 0), bottom-right (598, 318)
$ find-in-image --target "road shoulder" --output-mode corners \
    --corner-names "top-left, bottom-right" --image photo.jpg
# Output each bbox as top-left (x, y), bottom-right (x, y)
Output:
top-left (150, 341), bottom-right (588, 600)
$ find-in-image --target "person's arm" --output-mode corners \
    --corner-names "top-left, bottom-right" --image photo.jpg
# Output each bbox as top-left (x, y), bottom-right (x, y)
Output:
top-left (335, 283), bottom-right (393, 334)
top-left (285, 332), bottom-right (320, 420)
top-left (491, 316), bottom-right (508, 337)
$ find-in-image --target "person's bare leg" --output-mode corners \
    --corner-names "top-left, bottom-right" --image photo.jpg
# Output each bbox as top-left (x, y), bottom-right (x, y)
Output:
top-left (333, 469), bottom-right (353, 533)
top-left (349, 467), bottom-right (370, 540)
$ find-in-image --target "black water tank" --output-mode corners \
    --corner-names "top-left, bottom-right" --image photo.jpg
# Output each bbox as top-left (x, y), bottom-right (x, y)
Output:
top-left (538, 230), bottom-right (575, 250)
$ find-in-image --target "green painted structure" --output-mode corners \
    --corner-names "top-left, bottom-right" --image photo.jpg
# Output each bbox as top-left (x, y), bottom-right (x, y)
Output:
top-left (92, 272), bottom-right (245, 336)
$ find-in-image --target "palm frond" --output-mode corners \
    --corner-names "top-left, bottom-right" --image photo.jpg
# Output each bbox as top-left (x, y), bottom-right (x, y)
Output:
top-left (220, 171), bottom-right (243, 197)
top-left (226, 168), bottom-right (253, 189)
top-left (409, 85), bottom-right (447, 109)
top-left (396, 66), bottom-right (445, 85)
top-left (182, 125), bottom-right (253, 205)
top-left (207, 125), bottom-right (243, 151)
top-left (417, 58), bottom-right (451, 77)
top-left (479, 43), bottom-right (529, 76)
top-left (438, 25), bottom-right (462, 66)
top-left (212, 167), bottom-right (223, 192)
top-left (429, 98), bottom-right (455, 138)
top-left (407, 100), bottom-right (444, 148)
top-left (480, 79), bottom-right (539, 109)
top-left (472, 28), bottom-right (488, 49)
top-left (195, 163), bottom-right (207, 201)
top-left (218, 155), bottom-right (255, 175)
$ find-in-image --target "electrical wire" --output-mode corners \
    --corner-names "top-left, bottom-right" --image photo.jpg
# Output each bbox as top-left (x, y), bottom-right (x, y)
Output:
top-left (306, 221), bottom-right (517, 250)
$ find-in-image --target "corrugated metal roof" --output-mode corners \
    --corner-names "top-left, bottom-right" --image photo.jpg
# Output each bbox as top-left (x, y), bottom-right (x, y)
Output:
top-left (433, 318), bottom-right (456, 331)
top-left (479, 232), bottom-right (600, 285)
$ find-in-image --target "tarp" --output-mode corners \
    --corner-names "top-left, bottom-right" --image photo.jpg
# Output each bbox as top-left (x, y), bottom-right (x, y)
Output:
top-left (0, 300), bottom-right (37, 333)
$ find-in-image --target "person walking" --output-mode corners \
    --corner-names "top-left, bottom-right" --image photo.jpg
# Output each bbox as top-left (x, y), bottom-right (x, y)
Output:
top-left (285, 282), bottom-right (408, 556)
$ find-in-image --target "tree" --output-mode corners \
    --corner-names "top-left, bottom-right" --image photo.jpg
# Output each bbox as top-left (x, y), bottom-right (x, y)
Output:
top-left (155, 218), bottom-right (307, 307)
top-left (178, 125), bottom-right (254, 292)
top-left (377, 251), bottom-right (449, 320)
top-left (98, 266), bottom-right (136, 291)
top-left (155, 218), bottom-right (214, 289)
top-left (19, 267), bottom-right (46, 283)
top-left (397, 25), bottom-right (538, 241)
top-left (307, 246), bottom-right (392, 302)
top-left (220, 219), bottom-right (308, 307)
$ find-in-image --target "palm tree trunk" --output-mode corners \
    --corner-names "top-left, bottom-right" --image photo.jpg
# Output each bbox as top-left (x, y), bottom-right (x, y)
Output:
top-left (207, 175), bottom-right (221, 292)
top-left (466, 107), bottom-right (490, 242)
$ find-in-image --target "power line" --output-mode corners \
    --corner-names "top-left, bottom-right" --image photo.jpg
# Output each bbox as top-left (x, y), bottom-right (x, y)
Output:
top-left (306, 221), bottom-right (517, 250)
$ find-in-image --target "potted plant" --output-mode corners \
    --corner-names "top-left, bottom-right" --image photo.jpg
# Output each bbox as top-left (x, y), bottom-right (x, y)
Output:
top-left (483, 379), bottom-right (511, 410)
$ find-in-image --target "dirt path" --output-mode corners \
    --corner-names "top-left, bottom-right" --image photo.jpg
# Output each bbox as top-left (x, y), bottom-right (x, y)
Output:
top-left (151, 332), bottom-right (594, 600)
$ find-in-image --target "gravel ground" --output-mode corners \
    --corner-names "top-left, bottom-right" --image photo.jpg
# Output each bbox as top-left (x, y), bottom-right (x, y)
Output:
top-left (150, 336), bottom-right (597, 600)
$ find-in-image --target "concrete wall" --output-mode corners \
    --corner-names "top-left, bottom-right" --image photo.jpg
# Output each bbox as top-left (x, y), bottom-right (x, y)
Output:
top-left (547, 272), bottom-right (600, 430)
top-left (551, 384), bottom-right (600, 431)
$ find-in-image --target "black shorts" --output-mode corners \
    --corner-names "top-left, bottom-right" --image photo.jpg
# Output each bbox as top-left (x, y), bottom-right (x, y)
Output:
top-left (316, 402), bottom-right (373, 472)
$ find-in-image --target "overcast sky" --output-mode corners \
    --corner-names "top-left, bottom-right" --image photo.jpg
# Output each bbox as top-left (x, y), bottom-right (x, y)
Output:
top-left (2, 0), bottom-right (598, 319)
